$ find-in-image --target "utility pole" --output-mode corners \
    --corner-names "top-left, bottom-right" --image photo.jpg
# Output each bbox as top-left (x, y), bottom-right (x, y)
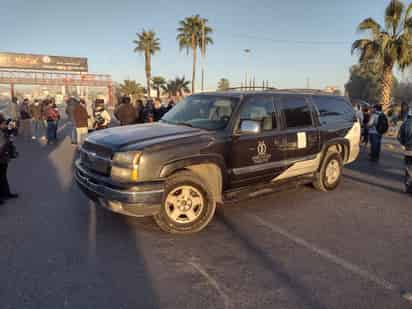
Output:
top-left (201, 19), bottom-right (206, 92)
top-left (244, 49), bottom-right (251, 91)
top-left (306, 77), bottom-right (310, 89)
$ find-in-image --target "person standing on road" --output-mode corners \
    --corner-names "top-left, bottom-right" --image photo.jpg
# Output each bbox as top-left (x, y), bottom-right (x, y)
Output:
top-left (73, 100), bottom-right (89, 145)
top-left (65, 97), bottom-right (78, 144)
top-left (45, 101), bottom-right (60, 145)
top-left (19, 98), bottom-right (31, 139)
top-left (368, 105), bottom-right (389, 162)
top-left (398, 108), bottom-right (412, 192)
top-left (135, 99), bottom-right (144, 124)
top-left (0, 113), bottom-right (18, 204)
top-left (93, 99), bottom-right (111, 130)
top-left (153, 98), bottom-right (167, 122)
top-left (362, 106), bottom-right (371, 146)
top-left (114, 96), bottom-right (137, 126)
top-left (29, 99), bottom-right (43, 140)
top-left (142, 99), bottom-right (154, 123)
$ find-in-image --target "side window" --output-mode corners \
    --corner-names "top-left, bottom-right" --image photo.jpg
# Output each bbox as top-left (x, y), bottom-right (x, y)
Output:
top-left (281, 96), bottom-right (313, 129)
top-left (313, 96), bottom-right (354, 125)
top-left (239, 96), bottom-right (276, 131)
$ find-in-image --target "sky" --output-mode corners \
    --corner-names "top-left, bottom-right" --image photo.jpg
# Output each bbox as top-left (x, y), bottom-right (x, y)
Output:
top-left (0, 0), bottom-right (394, 91)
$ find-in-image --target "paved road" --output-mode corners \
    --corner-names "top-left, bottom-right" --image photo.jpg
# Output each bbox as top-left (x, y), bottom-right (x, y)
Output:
top-left (1, 126), bottom-right (412, 309)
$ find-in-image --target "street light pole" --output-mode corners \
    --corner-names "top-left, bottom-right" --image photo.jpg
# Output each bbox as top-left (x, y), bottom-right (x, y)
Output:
top-left (244, 49), bottom-right (251, 90)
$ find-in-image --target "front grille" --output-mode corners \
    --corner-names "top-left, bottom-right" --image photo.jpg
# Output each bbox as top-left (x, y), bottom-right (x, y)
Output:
top-left (80, 142), bottom-right (113, 176)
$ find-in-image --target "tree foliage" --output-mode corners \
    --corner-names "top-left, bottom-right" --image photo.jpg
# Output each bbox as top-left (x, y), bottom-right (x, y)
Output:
top-left (177, 15), bottom-right (213, 93)
top-left (352, 0), bottom-right (412, 110)
top-left (151, 76), bottom-right (166, 99)
top-left (162, 76), bottom-right (191, 97)
top-left (133, 30), bottom-right (160, 97)
top-left (345, 65), bottom-right (397, 104)
top-left (119, 80), bottom-right (146, 101)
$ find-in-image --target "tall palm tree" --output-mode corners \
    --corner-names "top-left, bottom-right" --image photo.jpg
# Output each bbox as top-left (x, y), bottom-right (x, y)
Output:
top-left (352, 0), bottom-right (412, 111)
top-left (177, 15), bottom-right (213, 93)
top-left (133, 30), bottom-right (160, 97)
top-left (151, 76), bottom-right (166, 99)
top-left (120, 80), bottom-right (146, 101)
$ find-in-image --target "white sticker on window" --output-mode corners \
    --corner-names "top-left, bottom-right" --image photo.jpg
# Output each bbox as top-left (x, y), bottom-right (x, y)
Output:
top-left (297, 132), bottom-right (307, 149)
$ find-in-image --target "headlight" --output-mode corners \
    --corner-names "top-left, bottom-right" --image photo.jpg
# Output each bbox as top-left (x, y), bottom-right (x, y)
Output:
top-left (111, 151), bottom-right (141, 182)
top-left (112, 151), bottom-right (141, 167)
top-left (111, 166), bottom-right (139, 183)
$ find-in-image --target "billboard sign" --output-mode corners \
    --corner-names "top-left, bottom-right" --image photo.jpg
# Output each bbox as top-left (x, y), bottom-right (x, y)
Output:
top-left (0, 52), bottom-right (88, 72)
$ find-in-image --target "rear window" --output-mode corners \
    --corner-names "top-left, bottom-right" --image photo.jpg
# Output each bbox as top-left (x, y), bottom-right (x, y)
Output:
top-left (280, 95), bottom-right (313, 129)
top-left (313, 96), bottom-right (354, 125)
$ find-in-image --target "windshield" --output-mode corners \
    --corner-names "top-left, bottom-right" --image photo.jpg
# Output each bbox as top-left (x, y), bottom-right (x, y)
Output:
top-left (161, 96), bottom-right (239, 130)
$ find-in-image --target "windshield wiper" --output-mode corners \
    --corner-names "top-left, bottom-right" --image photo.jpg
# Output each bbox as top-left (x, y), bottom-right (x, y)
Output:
top-left (175, 122), bottom-right (193, 127)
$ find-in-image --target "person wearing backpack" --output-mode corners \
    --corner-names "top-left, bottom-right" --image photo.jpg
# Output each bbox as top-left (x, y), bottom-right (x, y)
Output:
top-left (397, 108), bottom-right (412, 192)
top-left (368, 105), bottom-right (389, 162)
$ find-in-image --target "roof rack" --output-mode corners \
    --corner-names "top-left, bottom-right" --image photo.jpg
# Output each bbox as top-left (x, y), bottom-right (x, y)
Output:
top-left (224, 86), bottom-right (278, 91)
top-left (276, 88), bottom-right (334, 94)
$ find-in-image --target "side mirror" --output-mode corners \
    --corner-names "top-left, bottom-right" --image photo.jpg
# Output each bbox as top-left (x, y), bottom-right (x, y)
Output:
top-left (239, 120), bottom-right (261, 134)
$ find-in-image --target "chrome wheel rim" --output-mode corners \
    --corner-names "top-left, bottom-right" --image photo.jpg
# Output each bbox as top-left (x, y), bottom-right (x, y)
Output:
top-left (165, 185), bottom-right (204, 224)
top-left (325, 159), bottom-right (340, 184)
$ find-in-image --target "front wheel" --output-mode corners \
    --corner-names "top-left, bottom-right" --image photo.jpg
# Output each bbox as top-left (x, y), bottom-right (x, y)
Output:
top-left (313, 152), bottom-right (343, 192)
top-left (154, 171), bottom-right (216, 234)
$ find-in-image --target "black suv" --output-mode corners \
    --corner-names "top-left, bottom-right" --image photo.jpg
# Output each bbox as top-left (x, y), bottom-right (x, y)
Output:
top-left (75, 90), bottom-right (360, 234)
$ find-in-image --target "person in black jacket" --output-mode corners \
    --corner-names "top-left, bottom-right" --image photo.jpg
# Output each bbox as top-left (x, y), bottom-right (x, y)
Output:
top-left (153, 98), bottom-right (167, 122)
top-left (0, 114), bottom-right (18, 204)
top-left (398, 108), bottom-right (412, 192)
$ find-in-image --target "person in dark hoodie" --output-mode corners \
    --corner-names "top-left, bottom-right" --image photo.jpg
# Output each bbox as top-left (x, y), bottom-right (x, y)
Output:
top-left (0, 113), bottom-right (18, 204)
top-left (114, 96), bottom-right (137, 125)
top-left (398, 108), bottom-right (412, 192)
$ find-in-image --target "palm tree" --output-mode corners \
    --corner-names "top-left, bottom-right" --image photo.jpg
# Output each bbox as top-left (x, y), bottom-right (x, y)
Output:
top-left (120, 80), bottom-right (146, 101)
top-left (217, 78), bottom-right (230, 91)
top-left (151, 76), bottom-right (166, 99)
top-left (174, 76), bottom-right (191, 97)
top-left (352, 0), bottom-right (412, 112)
top-left (177, 15), bottom-right (213, 93)
top-left (162, 80), bottom-right (178, 97)
top-left (133, 30), bottom-right (160, 97)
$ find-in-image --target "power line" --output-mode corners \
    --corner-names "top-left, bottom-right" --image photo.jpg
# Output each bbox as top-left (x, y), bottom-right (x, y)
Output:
top-left (232, 33), bottom-right (351, 46)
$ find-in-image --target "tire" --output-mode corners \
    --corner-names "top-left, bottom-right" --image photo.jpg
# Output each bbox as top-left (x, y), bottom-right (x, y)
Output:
top-left (154, 171), bottom-right (216, 234)
top-left (313, 151), bottom-right (343, 192)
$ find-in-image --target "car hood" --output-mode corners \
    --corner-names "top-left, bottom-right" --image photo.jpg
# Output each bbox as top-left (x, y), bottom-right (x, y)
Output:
top-left (86, 122), bottom-right (207, 150)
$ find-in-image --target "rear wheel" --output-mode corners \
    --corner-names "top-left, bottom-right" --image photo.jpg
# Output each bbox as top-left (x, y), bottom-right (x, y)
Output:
top-left (154, 171), bottom-right (216, 234)
top-left (313, 151), bottom-right (343, 192)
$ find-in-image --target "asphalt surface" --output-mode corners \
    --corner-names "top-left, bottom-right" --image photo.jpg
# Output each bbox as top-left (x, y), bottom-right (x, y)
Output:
top-left (1, 125), bottom-right (412, 309)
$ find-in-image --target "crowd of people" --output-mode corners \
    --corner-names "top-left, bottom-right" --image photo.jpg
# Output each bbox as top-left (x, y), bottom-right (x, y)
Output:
top-left (9, 97), bottom-right (61, 144)
top-left (114, 96), bottom-right (175, 126)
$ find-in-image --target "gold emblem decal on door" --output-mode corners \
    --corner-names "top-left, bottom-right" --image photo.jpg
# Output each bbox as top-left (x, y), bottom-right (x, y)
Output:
top-left (252, 141), bottom-right (272, 164)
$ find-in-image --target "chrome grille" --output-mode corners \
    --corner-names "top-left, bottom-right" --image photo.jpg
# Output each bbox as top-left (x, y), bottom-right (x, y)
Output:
top-left (80, 142), bottom-right (112, 176)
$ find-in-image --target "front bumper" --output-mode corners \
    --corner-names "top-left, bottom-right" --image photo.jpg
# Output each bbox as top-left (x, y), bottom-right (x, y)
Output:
top-left (74, 159), bottom-right (164, 217)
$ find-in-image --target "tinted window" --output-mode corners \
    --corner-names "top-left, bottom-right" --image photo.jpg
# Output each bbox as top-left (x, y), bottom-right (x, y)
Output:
top-left (313, 96), bottom-right (354, 125)
top-left (281, 96), bottom-right (313, 128)
top-left (238, 95), bottom-right (276, 131)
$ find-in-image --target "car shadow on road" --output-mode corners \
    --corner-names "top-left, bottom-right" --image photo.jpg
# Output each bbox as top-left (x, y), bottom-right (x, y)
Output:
top-left (216, 208), bottom-right (329, 309)
top-left (0, 124), bottom-right (161, 309)
top-left (343, 148), bottom-right (405, 193)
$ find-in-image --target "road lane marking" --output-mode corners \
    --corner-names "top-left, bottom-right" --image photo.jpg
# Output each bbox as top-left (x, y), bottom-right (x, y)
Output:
top-left (249, 214), bottom-right (398, 292)
top-left (88, 201), bottom-right (97, 262)
top-left (189, 261), bottom-right (231, 309)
